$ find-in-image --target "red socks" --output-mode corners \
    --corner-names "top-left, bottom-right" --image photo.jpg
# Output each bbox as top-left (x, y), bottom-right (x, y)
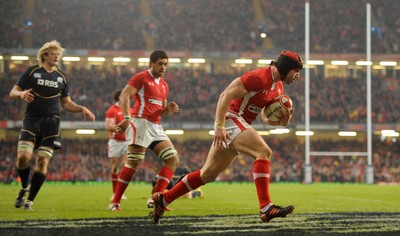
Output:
top-left (253, 159), bottom-right (271, 209)
top-left (164, 169), bottom-right (204, 204)
top-left (111, 173), bottom-right (118, 193)
top-left (152, 166), bottom-right (174, 194)
top-left (112, 166), bottom-right (136, 204)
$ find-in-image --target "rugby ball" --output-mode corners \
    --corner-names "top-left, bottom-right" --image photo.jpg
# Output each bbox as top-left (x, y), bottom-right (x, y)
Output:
top-left (263, 95), bottom-right (293, 122)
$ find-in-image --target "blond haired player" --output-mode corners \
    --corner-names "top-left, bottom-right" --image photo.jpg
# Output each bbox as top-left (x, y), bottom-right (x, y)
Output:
top-left (152, 51), bottom-right (303, 224)
top-left (9, 40), bottom-right (95, 210)
top-left (109, 50), bottom-right (180, 211)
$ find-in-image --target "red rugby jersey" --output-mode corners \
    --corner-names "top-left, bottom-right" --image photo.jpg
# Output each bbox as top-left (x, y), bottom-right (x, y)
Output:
top-left (128, 70), bottom-right (169, 124)
top-left (229, 67), bottom-right (284, 124)
top-left (105, 104), bottom-right (133, 141)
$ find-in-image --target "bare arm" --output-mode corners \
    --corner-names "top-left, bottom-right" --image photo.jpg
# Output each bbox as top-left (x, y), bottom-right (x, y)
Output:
top-left (116, 84), bottom-right (135, 132)
top-left (105, 117), bottom-right (116, 131)
top-left (9, 85), bottom-right (34, 103)
top-left (160, 100), bottom-right (179, 116)
top-left (61, 96), bottom-right (96, 121)
top-left (214, 77), bottom-right (248, 149)
top-left (215, 77), bottom-right (248, 128)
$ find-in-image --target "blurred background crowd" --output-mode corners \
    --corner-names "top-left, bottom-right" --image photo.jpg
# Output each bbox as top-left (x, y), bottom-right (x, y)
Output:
top-left (0, 137), bottom-right (398, 183)
top-left (0, 0), bottom-right (399, 184)
top-left (1, 0), bottom-right (399, 53)
top-left (1, 65), bottom-right (399, 124)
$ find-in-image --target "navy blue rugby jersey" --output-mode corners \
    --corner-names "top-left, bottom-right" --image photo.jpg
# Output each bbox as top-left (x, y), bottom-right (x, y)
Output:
top-left (16, 65), bottom-right (70, 116)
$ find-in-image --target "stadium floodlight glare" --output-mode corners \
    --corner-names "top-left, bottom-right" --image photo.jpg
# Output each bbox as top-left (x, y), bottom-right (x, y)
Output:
top-left (258, 59), bottom-right (273, 64)
top-left (188, 58), bottom-right (206, 63)
top-left (62, 57), bottom-right (81, 62)
top-left (235, 59), bottom-right (253, 64)
top-left (338, 131), bottom-right (357, 137)
top-left (76, 129), bottom-right (96, 135)
top-left (372, 65), bottom-right (385, 70)
top-left (379, 61), bottom-right (397, 66)
top-left (355, 60), bottom-right (373, 66)
top-left (169, 58), bottom-right (181, 63)
top-left (381, 130), bottom-right (399, 137)
top-left (307, 60), bottom-right (324, 65)
top-left (260, 33), bottom-right (267, 38)
top-left (295, 131), bottom-right (314, 136)
top-left (138, 58), bottom-right (150, 63)
top-left (331, 60), bottom-right (349, 65)
top-left (269, 128), bottom-right (290, 134)
top-left (88, 57), bottom-right (106, 62)
top-left (11, 56), bottom-right (29, 61)
top-left (0, 56), bottom-right (3, 60)
top-left (113, 57), bottom-right (131, 62)
top-left (257, 131), bottom-right (270, 136)
top-left (210, 130), bottom-right (271, 136)
top-left (165, 130), bottom-right (184, 135)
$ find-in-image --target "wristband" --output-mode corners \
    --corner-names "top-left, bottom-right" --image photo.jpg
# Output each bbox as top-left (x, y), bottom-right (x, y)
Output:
top-left (215, 122), bottom-right (225, 130)
top-left (124, 115), bottom-right (131, 121)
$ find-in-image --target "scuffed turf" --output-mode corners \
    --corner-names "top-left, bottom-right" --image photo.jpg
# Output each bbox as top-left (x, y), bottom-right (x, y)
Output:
top-left (1, 213), bottom-right (399, 236)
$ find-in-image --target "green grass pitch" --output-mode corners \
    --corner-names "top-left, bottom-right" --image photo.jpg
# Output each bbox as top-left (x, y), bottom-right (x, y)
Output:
top-left (0, 182), bottom-right (399, 235)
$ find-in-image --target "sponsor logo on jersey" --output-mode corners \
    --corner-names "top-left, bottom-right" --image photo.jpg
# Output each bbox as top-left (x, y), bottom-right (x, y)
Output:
top-left (57, 77), bottom-right (64, 84)
top-left (33, 73), bottom-right (42, 78)
top-left (148, 98), bottom-right (162, 106)
top-left (37, 79), bottom-right (59, 88)
top-left (248, 104), bottom-right (262, 114)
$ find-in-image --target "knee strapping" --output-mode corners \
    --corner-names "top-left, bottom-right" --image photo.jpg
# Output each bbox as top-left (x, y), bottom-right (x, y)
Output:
top-left (18, 143), bottom-right (34, 153)
top-left (158, 147), bottom-right (178, 160)
top-left (127, 152), bottom-right (145, 161)
top-left (37, 146), bottom-right (54, 158)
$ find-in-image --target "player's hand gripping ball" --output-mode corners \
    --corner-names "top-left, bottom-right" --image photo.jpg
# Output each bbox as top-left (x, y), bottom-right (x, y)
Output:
top-left (264, 95), bottom-right (293, 122)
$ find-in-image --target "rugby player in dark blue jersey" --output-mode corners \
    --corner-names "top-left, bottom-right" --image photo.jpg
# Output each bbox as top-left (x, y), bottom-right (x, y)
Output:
top-left (9, 40), bottom-right (96, 210)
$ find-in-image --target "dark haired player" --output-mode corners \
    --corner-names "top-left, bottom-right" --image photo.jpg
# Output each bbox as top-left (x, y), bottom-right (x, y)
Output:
top-left (152, 51), bottom-right (303, 224)
top-left (109, 50), bottom-right (180, 211)
top-left (105, 89), bottom-right (134, 200)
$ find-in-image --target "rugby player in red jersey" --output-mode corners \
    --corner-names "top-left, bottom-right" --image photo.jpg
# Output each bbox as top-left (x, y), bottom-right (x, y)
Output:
top-left (109, 50), bottom-right (180, 211)
top-left (105, 89), bottom-right (134, 201)
top-left (151, 51), bottom-right (303, 224)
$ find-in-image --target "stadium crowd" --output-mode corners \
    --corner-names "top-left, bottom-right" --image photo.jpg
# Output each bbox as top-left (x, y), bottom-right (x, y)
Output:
top-left (1, 66), bottom-right (399, 124)
top-left (0, 137), bottom-right (398, 184)
top-left (1, 0), bottom-right (399, 54)
top-left (0, 0), bottom-right (399, 186)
